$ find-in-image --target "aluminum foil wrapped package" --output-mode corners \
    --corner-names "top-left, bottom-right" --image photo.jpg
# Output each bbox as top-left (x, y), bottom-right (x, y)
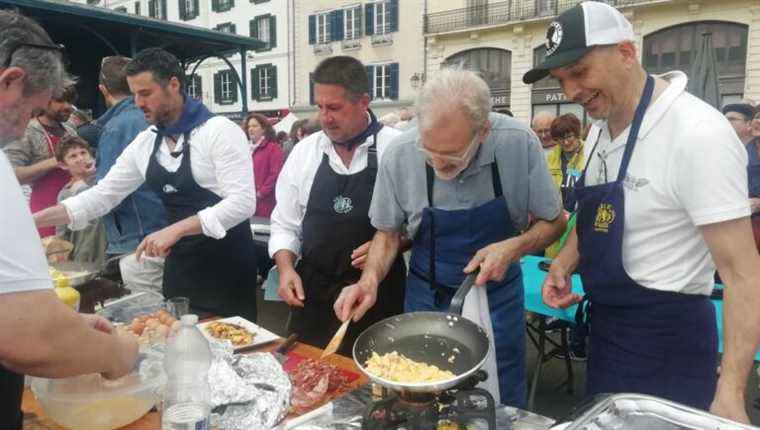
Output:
top-left (207, 340), bottom-right (292, 430)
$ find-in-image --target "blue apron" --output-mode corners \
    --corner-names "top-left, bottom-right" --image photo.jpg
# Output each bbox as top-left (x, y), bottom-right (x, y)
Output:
top-left (407, 161), bottom-right (526, 408)
top-left (574, 76), bottom-right (718, 409)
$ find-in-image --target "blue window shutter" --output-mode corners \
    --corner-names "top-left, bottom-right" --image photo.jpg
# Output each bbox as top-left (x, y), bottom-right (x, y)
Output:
top-left (269, 15), bottom-right (277, 49)
top-left (270, 66), bottom-right (278, 99)
top-left (365, 66), bottom-right (375, 100)
top-left (214, 72), bottom-right (221, 104)
top-left (389, 63), bottom-right (399, 100)
top-left (332, 10), bottom-right (344, 41)
top-left (250, 18), bottom-right (258, 38)
top-left (230, 72), bottom-right (238, 103)
top-left (365, 3), bottom-right (374, 36)
top-left (309, 73), bottom-right (315, 106)
top-left (389, 0), bottom-right (399, 33)
top-left (179, 0), bottom-right (187, 20)
top-left (308, 15), bottom-right (316, 44)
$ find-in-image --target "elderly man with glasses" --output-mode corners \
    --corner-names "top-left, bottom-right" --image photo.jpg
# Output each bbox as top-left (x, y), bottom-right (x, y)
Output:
top-left (333, 69), bottom-right (565, 408)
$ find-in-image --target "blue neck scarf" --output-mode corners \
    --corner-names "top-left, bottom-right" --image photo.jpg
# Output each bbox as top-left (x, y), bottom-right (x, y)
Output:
top-left (158, 95), bottom-right (214, 136)
top-left (333, 109), bottom-right (383, 150)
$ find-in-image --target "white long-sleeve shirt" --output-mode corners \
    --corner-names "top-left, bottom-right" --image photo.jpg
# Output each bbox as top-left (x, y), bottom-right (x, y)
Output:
top-left (268, 126), bottom-right (401, 258)
top-left (63, 116), bottom-right (255, 239)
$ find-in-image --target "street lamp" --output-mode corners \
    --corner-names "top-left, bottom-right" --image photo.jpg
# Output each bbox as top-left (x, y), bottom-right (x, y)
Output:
top-left (410, 72), bottom-right (425, 89)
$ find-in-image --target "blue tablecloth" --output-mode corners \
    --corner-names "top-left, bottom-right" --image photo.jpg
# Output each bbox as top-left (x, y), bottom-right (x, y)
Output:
top-left (520, 255), bottom-right (760, 362)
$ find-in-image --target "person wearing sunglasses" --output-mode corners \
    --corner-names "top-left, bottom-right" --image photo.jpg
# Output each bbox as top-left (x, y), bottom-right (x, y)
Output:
top-left (333, 68), bottom-right (565, 407)
top-left (532, 3), bottom-right (760, 423)
top-left (0, 11), bottom-right (138, 429)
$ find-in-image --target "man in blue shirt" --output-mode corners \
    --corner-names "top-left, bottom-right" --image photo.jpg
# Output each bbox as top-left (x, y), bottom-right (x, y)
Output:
top-left (94, 56), bottom-right (167, 292)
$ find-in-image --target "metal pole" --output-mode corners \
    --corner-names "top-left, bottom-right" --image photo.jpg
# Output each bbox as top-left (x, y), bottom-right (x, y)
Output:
top-left (240, 48), bottom-right (248, 115)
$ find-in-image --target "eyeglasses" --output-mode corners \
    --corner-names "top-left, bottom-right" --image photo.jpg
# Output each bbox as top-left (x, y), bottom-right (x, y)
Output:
top-left (554, 134), bottom-right (578, 143)
top-left (2, 42), bottom-right (65, 69)
top-left (415, 133), bottom-right (481, 164)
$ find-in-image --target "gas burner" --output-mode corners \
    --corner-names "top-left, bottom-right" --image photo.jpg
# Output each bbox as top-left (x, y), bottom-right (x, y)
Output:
top-left (362, 374), bottom-right (496, 430)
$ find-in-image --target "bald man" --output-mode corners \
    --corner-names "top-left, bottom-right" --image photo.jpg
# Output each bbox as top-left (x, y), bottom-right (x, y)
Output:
top-left (531, 112), bottom-right (557, 157)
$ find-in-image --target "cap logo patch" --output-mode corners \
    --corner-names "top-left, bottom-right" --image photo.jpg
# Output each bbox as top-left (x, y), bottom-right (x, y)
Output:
top-left (546, 21), bottom-right (563, 56)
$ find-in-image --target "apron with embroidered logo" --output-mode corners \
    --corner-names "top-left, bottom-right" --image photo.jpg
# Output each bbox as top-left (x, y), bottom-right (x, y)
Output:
top-left (574, 76), bottom-right (717, 409)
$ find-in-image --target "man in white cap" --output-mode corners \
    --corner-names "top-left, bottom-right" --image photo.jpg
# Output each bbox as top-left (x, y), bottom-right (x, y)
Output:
top-left (531, 2), bottom-right (760, 422)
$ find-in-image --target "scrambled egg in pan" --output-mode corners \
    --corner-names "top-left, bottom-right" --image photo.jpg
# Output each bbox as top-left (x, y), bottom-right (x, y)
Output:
top-left (365, 351), bottom-right (455, 383)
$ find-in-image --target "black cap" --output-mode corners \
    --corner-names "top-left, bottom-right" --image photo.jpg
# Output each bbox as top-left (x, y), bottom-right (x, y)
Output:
top-left (722, 103), bottom-right (756, 120)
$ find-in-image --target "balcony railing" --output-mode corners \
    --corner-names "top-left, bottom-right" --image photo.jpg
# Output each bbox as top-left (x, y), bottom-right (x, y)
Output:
top-left (424, 0), bottom-right (663, 34)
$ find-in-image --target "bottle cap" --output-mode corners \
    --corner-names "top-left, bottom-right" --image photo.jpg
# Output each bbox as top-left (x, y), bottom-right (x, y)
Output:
top-left (181, 314), bottom-right (199, 326)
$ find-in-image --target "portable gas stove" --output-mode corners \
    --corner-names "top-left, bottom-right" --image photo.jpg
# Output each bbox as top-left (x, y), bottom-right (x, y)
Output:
top-left (362, 372), bottom-right (496, 430)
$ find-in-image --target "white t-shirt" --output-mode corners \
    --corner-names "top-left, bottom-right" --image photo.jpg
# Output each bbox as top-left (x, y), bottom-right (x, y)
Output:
top-left (583, 71), bottom-right (750, 295)
top-left (0, 151), bottom-right (51, 294)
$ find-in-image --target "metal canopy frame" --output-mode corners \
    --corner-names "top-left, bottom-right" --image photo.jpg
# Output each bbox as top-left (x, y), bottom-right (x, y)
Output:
top-left (0, 0), bottom-right (261, 113)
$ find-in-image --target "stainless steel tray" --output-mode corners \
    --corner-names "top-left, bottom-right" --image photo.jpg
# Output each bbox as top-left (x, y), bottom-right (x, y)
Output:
top-left (553, 393), bottom-right (758, 430)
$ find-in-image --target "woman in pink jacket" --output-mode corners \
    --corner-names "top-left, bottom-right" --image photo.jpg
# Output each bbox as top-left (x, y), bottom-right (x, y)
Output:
top-left (244, 113), bottom-right (284, 218)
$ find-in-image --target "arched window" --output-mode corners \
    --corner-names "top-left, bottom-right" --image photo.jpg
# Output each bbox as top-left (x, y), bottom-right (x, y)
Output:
top-left (443, 48), bottom-right (511, 108)
top-left (643, 21), bottom-right (748, 103)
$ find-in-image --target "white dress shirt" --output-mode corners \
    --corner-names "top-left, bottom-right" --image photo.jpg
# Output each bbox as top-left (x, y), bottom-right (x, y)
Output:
top-left (269, 126), bottom-right (401, 258)
top-left (63, 116), bottom-right (256, 239)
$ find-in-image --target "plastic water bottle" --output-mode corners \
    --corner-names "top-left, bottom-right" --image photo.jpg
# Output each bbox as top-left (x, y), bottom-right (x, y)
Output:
top-left (162, 314), bottom-right (212, 430)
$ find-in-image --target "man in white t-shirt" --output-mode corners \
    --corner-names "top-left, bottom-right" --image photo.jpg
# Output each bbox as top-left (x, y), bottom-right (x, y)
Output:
top-left (526, 3), bottom-right (760, 423)
top-left (0, 11), bottom-right (138, 428)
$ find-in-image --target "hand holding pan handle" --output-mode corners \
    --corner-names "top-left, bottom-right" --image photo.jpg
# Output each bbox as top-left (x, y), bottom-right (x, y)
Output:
top-left (449, 269), bottom-right (479, 316)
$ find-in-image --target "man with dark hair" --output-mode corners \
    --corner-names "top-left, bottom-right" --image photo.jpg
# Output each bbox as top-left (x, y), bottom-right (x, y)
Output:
top-left (5, 83), bottom-right (78, 237)
top-left (36, 47), bottom-right (258, 321)
top-left (83, 55), bottom-right (168, 295)
top-left (0, 10), bottom-right (138, 429)
top-left (723, 103), bottom-right (756, 145)
top-left (270, 56), bottom-right (406, 354)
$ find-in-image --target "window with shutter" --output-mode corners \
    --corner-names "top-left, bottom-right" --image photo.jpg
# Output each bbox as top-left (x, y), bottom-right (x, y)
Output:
top-left (148, 0), bottom-right (157, 17)
top-left (371, 64), bottom-right (395, 100)
top-left (216, 0), bottom-right (233, 13)
top-left (316, 13), bottom-right (330, 44)
top-left (253, 15), bottom-right (270, 51)
top-left (179, 0), bottom-right (197, 20)
top-left (216, 22), bottom-right (236, 34)
top-left (219, 70), bottom-right (237, 105)
top-left (134, 1), bottom-right (140, 14)
top-left (344, 7), bottom-right (362, 40)
top-left (187, 75), bottom-right (202, 100)
top-left (375, 2), bottom-right (389, 35)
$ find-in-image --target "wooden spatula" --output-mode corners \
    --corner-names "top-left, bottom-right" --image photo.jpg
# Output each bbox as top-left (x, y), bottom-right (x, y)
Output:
top-left (321, 313), bottom-right (353, 359)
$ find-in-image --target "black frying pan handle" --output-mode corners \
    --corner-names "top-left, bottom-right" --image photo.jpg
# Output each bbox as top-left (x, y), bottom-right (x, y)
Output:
top-left (449, 270), bottom-right (478, 316)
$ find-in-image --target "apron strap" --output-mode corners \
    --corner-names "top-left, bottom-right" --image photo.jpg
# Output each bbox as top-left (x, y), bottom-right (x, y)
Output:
top-left (616, 75), bottom-right (655, 182)
top-left (491, 160), bottom-right (502, 198)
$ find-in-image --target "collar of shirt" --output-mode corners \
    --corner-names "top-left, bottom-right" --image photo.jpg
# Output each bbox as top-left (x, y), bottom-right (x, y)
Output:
top-left (590, 71), bottom-right (688, 155)
top-left (316, 129), bottom-right (377, 175)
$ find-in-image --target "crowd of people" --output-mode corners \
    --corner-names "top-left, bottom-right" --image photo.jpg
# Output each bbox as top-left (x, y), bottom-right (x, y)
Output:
top-left (3, 2), bottom-right (760, 427)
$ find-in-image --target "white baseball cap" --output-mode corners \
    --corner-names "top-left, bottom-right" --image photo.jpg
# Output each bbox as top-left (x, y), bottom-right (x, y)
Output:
top-left (523, 2), bottom-right (635, 84)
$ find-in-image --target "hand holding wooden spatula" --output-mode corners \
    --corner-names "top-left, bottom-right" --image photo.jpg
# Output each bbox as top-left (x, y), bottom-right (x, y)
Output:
top-left (321, 311), bottom-right (354, 358)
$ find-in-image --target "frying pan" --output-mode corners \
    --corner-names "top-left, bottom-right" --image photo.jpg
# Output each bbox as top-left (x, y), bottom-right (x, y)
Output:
top-left (353, 272), bottom-right (491, 393)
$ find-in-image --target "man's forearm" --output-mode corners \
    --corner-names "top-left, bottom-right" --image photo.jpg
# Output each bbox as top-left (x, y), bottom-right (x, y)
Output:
top-left (33, 204), bottom-right (71, 228)
top-left (718, 259), bottom-right (760, 395)
top-left (173, 215), bottom-right (202, 238)
top-left (360, 230), bottom-right (401, 286)
top-left (516, 216), bottom-right (566, 256)
top-left (0, 291), bottom-right (122, 378)
top-left (14, 158), bottom-right (57, 185)
top-left (555, 227), bottom-right (580, 272)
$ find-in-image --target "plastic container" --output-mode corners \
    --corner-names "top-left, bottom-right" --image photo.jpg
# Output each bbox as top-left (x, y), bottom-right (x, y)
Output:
top-left (162, 314), bottom-right (212, 429)
top-left (31, 364), bottom-right (165, 430)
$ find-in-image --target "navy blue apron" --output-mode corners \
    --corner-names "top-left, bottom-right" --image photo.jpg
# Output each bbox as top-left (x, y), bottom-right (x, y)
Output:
top-left (145, 130), bottom-right (258, 321)
top-left (575, 76), bottom-right (717, 409)
top-left (291, 131), bottom-right (406, 356)
top-left (407, 160), bottom-right (526, 408)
